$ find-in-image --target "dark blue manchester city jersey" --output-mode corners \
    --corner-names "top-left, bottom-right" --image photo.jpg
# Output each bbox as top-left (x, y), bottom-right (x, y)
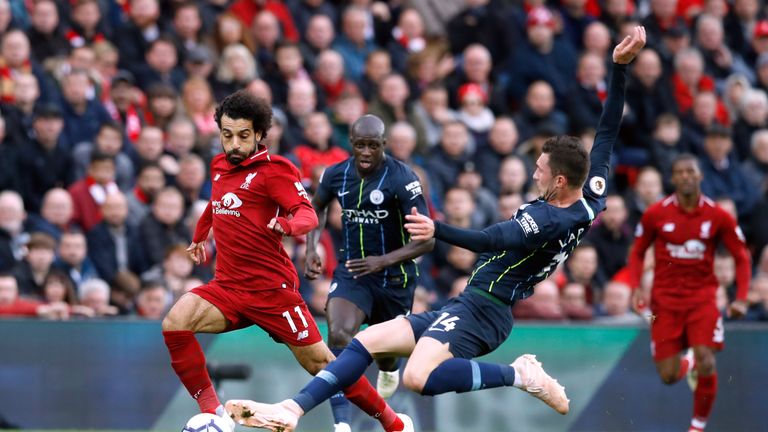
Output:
top-left (316, 155), bottom-right (430, 286)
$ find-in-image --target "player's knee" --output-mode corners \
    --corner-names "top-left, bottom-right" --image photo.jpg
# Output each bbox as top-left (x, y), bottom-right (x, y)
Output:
top-left (161, 310), bottom-right (185, 331)
top-left (659, 372), bottom-right (677, 385)
top-left (402, 365), bottom-right (429, 394)
top-left (327, 327), bottom-right (356, 349)
top-left (696, 354), bottom-right (716, 376)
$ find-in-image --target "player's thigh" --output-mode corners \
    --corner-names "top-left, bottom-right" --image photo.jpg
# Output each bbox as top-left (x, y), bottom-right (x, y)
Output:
top-left (162, 291), bottom-right (228, 333)
top-left (650, 306), bottom-right (685, 363)
top-left (287, 341), bottom-right (335, 376)
top-left (246, 289), bottom-right (324, 347)
top-left (355, 316), bottom-right (418, 358)
top-left (686, 303), bottom-right (724, 352)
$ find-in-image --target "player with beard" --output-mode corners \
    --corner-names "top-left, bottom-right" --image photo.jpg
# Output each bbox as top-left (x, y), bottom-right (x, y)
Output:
top-left (161, 90), bottom-right (412, 432)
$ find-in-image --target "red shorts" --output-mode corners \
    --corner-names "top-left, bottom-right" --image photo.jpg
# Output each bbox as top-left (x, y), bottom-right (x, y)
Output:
top-left (650, 302), bottom-right (724, 361)
top-left (191, 281), bottom-right (322, 346)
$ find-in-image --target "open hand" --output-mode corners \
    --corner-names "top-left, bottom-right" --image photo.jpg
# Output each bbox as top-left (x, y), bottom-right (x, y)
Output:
top-left (613, 26), bottom-right (646, 65)
top-left (404, 207), bottom-right (435, 241)
top-left (346, 255), bottom-right (388, 278)
top-left (304, 248), bottom-right (323, 280)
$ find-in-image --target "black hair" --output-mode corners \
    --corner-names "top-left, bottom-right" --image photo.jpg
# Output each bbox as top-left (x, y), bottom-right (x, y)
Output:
top-left (671, 153), bottom-right (701, 172)
top-left (214, 89), bottom-right (272, 139)
top-left (542, 135), bottom-right (589, 188)
top-left (90, 151), bottom-right (116, 165)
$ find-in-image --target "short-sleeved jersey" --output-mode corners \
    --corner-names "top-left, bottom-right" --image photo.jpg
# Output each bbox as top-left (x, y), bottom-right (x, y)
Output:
top-left (629, 194), bottom-right (750, 309)
top-left (449, 63), bottom-right (630, 306)
top-left (315, 155), bottom-right (430, 286)
top-left (194, 149), bottom-right (314, 292)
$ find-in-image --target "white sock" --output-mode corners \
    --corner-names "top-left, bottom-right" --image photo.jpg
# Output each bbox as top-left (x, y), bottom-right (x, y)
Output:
top-left (215, 405), bottom-right (226, 417)
top-left (691, 417), bottom-right (707, 430)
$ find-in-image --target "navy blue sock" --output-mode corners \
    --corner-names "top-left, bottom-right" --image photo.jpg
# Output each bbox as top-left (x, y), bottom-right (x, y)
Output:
top-left (328, 347), bottom-right (351, 425)
top-left (421, 359), bottom-right (516, 396)
top-left (292, 339), bottom-right (373, 413)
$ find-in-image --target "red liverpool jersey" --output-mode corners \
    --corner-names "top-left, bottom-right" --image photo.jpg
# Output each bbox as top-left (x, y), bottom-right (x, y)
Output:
top-left (193, 148), bottom-right (315, 292)
top-left (627, 194), bottom-right (751, 309)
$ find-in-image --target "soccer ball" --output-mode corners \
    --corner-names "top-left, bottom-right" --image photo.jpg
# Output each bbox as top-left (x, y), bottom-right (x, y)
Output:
top-left (182, 413), bottom-right (233, 432)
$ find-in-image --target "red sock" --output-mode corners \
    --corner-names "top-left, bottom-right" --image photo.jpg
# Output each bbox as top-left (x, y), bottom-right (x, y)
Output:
top-left (343, 377), bottom-right (404, 432)
top-left (677, 356), bottom-right (692, 381)
top-left (693, 373), bottom-right (717, 426)
top-left (163, 330), bottom-right (220, 414)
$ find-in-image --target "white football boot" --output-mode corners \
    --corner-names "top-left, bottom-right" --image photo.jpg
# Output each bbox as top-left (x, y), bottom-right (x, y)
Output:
top-left (511, 354), bottom-right (570, 415)
top-left (377, 370), bottom-right (400, 399)
top-left (225, 399), bottom-right (300, 432)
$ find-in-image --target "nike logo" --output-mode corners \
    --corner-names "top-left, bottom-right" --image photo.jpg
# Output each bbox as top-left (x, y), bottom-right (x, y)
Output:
top-left (337, 191), bottom-right (350, 197)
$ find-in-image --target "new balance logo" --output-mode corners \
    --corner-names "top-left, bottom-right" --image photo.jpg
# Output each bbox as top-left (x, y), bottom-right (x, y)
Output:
top-left (297, 330), bottom-right (309, 341)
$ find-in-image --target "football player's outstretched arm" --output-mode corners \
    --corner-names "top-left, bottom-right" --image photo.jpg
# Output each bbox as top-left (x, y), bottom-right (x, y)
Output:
top-left (304, 187), bottom-right (333, 280)
top-left (588, 26), bottom-right (646, 183)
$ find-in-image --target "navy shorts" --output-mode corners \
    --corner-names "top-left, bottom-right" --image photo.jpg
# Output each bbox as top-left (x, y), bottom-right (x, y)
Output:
top-left (328, 270), bottom-right (416, 325)
top-left (407, 290), bottom-right (513, 359)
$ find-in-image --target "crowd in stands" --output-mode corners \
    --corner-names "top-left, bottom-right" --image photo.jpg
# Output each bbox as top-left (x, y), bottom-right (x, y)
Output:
top-left (1, 0), bottom-right (768, 322)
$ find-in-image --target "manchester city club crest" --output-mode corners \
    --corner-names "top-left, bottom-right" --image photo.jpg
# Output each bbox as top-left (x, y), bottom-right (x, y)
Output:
top-left (370, 189), bottom-right (384, 205)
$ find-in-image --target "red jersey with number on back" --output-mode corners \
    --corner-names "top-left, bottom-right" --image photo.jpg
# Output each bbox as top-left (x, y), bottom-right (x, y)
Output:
top-left (628, 194), bottom-right (751, 310)
top-left (193, 148), bottom-right (313, 292)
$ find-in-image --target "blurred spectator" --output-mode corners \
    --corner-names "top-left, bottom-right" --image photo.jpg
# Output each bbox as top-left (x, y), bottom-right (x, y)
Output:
top-left (169, 2), bottom-right (206, 65)
top-left (68, 153), bottom-right (118, 232)
top-left (41, 269), bottom-right (78, 307)
top-left (144, 84), bottom-right (180, 131)
top-left (0, 272), bottom-right (69, 318)
top-left (386, 122), bottom-right (420, 165)
top-left (0, 191), bottom-right (28, 272)
top-left (504, 7), bottom-right (577, 108)
top-left (213, 44), bottom-right (259, 102)
top-left (136, 36), bottom-right (185, 92)
top-left (288, 0), bottom-right (337, 40)
top-left (386, 8), bottom-right (427, 74)
top-left (746, 275), bottom-right (768, 320)
top-left (585, 195), bottom-right (633, 281)
top-left (293, 112), bottom-right (348, 186)
top-left (213, 11), bottom-right (255, 55)
top-left (17, 104), bottom-right (74, 213)
top-left (723, 0), bottom-right (763, 59)
top-left (513, 279), bottom-right (564, 320)
top-left (60, 68), bottom-right (112, 146)
top-left (412, 83), bottom-right (457, 150)
top-left (714, 250), bottom-right (737, 302)
top-left (699, 124), bottom-right (759, 218)
top-left (732, 89), bottom-right (768, 161)
top-left (406, 39), bottom-right (455, 96)
top-left (181, 77), bottom-right (217, 141)
top-left (695, 13), bottom-right (753, 85)
top-left (446, 0), bottom-right (513, 65)
top-left (313, 49), bottom-right (353, 107)
top-left (12, 232), bottom-right (56, 299)
top-left (138, 187), bottom-right (190, 267)
top-left (456, 162), bottom-right (497, 227)
top-left (497, 192), bottom-right (524, 222)
top-left (333, 6), bottom-right (378, 83)
top-left (166, 117), bottom-right (198, 159)
top-left (111, 270), bottom-right (141, 315)
top-left (561, 282), bottom-right (594, 320)
top-left (559, 0), bottom-right (596, 51)
top-left (649, 113), bottom-right (686, 192)
top-left (26, 188), bottom-right (73, 241)
top-left (27, 0), bottom-right (69, 63)
top-left (142, 244), bottom-right (195, 301)
top-left (67, 0), bottom-right (110, 49)
top-left (126, 163), bottom-right (165, 229)
top-left (0, 29), bottom-right (57, 104)
top-left (513, 81), bottom-right (568, 143)
top-left (626, 49), bottom-right (678, 148)
top-left (456, 83), bottom-right (495, 141)
top-left (446, 44), bottom-right (505, 115)
top-left (722, 73), bottom-right (752, 123)
top-left (251, 10), bottom-right (282, 76)
top-left (299, 14), bottom-right (335, 73)
top-left (87, 192), bottom-right (144, 284)
top-left (103, 70), bottom-right (144, 144)
top-left (133, 126), bottom-right (175, 176)
top-left (283, 79), bottom-right (317, 151)
top-left (497, 155), bottom-right (530, 197)
top-left (582, 21), bottom-right (612, 59)
top-left (330, 90), bottom-right (366, 152)
top-left (266, 42), bottom-right (308, 107)
top-left (1, 72), bottom-right (39, 149)
top-left (73, 122), bottom-right (134, 191)
top-left (641, 0), bottom-right (687, 50)
top-left (475, 117), bottom-right (519, 195)
top-left (79, 278), bottom-right (118, 316)
top-left (742, 129), bottom-right (768, 195)
top-left (625, 166), bottom-right (664, 228)
top-left (567, 52), bottom-right (607, 134)
top-left (52, 230), bottom-right (97, 293)
top-left (135, 279), bottom-right (171, 319)
top-left (369, 73), bottom-right (428, 152)
top-left (116, 0), bottom-right (164, 73)
top-left (434, 246), bottom-right (476, 301)
top-left (671, 48), bottom-right (728, 127)
top-left (358, 49), bottom-right (391, 102)
top-left (593, 280), bottom-right (643, 324)
top-left (426, 121), bottom-right (472, 204)
top-left (230, 0), bottom-right (299, 42)
top-left (175, 154), bottom-right (210, 211)
top-left (564, 243), bottom-right (603, 304)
